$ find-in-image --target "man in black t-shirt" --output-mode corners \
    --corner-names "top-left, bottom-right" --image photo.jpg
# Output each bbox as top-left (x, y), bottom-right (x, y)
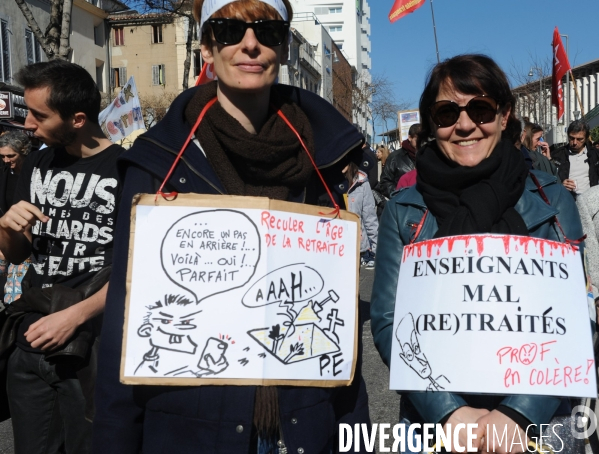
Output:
top-left (0, 60), bottom-right (122, 453)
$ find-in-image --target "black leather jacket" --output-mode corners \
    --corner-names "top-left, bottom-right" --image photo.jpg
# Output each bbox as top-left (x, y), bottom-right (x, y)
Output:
top-left (378, 148), bottom-right (415, 198)
top-left (551, 142), bottom-right (599, 187)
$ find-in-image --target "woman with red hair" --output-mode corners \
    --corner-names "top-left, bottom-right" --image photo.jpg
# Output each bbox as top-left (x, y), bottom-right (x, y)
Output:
top-left (92, 1), bottom-right (370, 453)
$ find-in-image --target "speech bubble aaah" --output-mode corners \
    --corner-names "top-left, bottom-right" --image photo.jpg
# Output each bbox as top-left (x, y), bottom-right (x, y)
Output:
top-left (161, 209), bottom-right (261, 303)
top-left (242, 263), bottom-right (324, 308)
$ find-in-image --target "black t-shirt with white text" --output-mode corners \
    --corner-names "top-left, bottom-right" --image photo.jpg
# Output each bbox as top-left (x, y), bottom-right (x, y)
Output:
top-left (13, 144), bottom-right (123, 350)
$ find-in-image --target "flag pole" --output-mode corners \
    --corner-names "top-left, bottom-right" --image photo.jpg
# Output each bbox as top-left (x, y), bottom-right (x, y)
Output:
top-left (429, 0), bottom-right (440, 63)
top-left (569, 69), bottom-right (585, 118)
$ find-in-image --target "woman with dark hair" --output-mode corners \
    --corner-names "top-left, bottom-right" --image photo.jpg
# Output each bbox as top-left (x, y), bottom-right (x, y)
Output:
top-left (521, 121), bottom-right (558, 177)
top-left (371, 54), bottom-right (586, 452)
top-left (93, 0), bottom-right (370, 452)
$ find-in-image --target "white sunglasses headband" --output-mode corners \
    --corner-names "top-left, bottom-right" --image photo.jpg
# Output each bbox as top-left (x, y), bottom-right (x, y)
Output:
top-left (200, 0), bottom-right (288, 31)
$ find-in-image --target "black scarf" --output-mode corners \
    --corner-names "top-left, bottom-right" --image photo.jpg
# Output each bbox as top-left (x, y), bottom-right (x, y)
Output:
top-left (184, 81), bottom-right (314, 201)
top-left (417, 139), bottom-right (529, 238)
top-left (401, 139), bottom-right (417, 161)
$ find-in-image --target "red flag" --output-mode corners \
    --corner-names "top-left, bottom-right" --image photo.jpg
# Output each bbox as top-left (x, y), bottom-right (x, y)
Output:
top-left (552, 27), bottom-right (571, 121)
top-left (389, 0), bottom-right (425, 23)
top-left (195, 62), bottom-right (217, 86)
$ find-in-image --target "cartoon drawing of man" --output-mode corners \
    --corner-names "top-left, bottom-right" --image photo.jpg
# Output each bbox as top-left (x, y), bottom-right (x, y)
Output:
top-left (135, 294), bottom-right (228, 376)
top-left (395, 313), bottom-right (449, 391)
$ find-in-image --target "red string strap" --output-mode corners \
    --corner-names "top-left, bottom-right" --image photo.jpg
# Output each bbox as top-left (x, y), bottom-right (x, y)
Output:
top-left (155, 96), bottom-right (341, 220)
top-left (274, 108), bottom-right (341, 219)
top-left (409, 209), bottom-right (428, 244)
top-left (155, 97), bottom-right (219, 201)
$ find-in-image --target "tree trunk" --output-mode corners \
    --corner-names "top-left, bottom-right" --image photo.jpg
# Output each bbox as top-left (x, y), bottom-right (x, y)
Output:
top-left (46, 0), bottom-right (62, 59)
top-left (13, 0), bottom-right (56, 59)
top-left (181, 15), bottom-right (194, 90)
top-left (58, 0), bottom-right (73, 60)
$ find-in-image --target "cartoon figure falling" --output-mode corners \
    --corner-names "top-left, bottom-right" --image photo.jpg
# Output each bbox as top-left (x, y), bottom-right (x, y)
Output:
top-left (247, 289), bottom-right (342, 364)
top-left (395, 313), bottom-right (450, 392)
top-left (135, 294), bottom-right (229, 377)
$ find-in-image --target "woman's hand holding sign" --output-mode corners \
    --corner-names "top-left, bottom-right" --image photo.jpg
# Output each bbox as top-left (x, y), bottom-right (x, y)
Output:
top-left (443, 406), bottom-right (489, 452)
top-left (477, 410), bottom-right (529, 454)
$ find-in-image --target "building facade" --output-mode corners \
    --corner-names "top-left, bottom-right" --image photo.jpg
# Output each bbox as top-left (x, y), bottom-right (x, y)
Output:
top-left (280, 27), bottom-right (322, 97)
top-left (109, 12), bottom-right (201, 98)
top-left (513, 58), bottom-right (599, 145)
top-left (289, 0), bottom-right (372, 141)
top-left (0, 0), bottom-right (126, 115)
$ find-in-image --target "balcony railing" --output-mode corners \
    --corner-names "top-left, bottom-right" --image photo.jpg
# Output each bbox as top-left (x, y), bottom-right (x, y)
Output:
top-left (299, 46), bottom-right (321, 76)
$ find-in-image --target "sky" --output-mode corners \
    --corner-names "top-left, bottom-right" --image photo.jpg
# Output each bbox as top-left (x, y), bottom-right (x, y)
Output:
top-left (369, 0), bottom-right (598, 133)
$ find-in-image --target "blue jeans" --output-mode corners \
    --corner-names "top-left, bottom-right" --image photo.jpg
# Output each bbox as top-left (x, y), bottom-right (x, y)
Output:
top-left (7, 348), bottom-right (91, 454)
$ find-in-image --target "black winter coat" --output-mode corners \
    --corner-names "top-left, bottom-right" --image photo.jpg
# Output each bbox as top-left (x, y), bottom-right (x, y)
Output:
top-left (551, 142), bottom-right (599, 187)
top-left (378, 147), bottom-right (415, 198)
top-left (92, 85), bottom-right (371, 454)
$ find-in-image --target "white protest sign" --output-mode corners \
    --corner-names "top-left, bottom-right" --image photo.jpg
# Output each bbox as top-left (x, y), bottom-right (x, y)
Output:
top-left (99, 76), bottom-right (145, 143)
top-left (390, 234), bottom-right (596, 398)
top-left (121, 195), bottom-right (359, 386)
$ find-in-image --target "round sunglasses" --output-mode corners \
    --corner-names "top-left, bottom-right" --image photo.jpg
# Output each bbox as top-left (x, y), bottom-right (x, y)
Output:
top-left (429, 96), bottom-right (499, 128)
top-left (207, 18), bottom-right (290, 47)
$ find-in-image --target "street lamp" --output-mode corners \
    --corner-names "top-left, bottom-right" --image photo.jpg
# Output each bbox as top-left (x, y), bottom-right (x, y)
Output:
top-left (528, 67), bottom-right (543, 126)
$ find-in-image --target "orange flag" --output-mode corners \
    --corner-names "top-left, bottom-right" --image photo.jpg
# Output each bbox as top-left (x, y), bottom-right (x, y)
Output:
top-left (195, 62), bottom-right (217, 86)
top-left (389, 0), bottom-right (425, 23)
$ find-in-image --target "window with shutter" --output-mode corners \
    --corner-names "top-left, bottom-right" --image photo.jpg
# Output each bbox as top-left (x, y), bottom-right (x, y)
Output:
top-left (152, 65), bottom-right (159, 85)
top-left (114, 27), bottom-right (124, 46)
top-left (119, 67), bottom-right (127, 85)
top-left (158, 64), bottom-right (165, 84)
top-left (25, 29), bottom-right (42, 65)
top-left (152, 25), bottom-right (163, 44)
top-left (25, 30), bottom-right (33, 65)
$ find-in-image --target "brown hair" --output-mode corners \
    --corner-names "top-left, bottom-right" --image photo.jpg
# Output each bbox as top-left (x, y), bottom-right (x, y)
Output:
top-left (522, 121), bottom-right (543, 150)
top-left (194, 0), bottom-right (293, 46)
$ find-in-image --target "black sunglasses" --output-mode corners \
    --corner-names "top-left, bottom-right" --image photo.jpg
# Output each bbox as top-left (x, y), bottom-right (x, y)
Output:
top-left (207, 18), bottom-right (290, 47)
top-left (429, 96), bottom-right (499, 128)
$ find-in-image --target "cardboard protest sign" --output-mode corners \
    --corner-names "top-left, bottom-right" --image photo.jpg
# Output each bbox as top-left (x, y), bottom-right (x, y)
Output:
top-left (390, 234), bottom-right (596, 398)
top-left (121, 194), bottom-right (360, 386)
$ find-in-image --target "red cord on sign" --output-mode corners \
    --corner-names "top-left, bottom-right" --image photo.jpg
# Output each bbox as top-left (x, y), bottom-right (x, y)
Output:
top-left (155, 96), bottom-right (341, 221)
top-left (155, 97), bottom-right (219, 201)
top-left (274, 108), bottom-right (341, 219)
top-left (410, 209), bottom-right (428, 244)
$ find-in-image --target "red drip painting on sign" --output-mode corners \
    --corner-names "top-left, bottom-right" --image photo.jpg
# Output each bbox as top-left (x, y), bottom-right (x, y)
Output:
top-left (402, 235), bottom-right (576, 263)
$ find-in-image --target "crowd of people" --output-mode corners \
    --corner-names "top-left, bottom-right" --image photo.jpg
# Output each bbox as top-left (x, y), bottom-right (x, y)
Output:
top-left (0, 0), bottom-right (597, 453)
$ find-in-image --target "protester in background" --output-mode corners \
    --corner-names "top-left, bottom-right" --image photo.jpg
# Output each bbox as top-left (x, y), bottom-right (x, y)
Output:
top-left (0, 131), bottom-right (30, 215)
top-left (0, 131), bottom-right (33, 304)
top-left (343, 161), bottom-right (378, 269)
top-left (0, 60), bottom-right (122, 454)
top-left (378, 123), bottom-right (420, 198)
top-left (376, 144), bottom-right (390, 169)
top-left (521, 121), bottom-right (558, 177)
top-left (371, 54), bottom-right (586, 452)
top-left (551, 120), bottom-right (599, 196)
top-left (92, 0), bottom-right (371, 452)
top-left (577, 185), bottom-right (599, 297)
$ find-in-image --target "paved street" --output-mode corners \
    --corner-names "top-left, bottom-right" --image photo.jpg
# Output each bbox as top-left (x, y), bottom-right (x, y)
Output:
top-left (0, 268), bottom-right (398, 453)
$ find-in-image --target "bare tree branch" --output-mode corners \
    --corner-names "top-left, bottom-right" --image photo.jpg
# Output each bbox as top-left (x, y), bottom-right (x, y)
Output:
top-left (13, 0), bottom-right (74, 60)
